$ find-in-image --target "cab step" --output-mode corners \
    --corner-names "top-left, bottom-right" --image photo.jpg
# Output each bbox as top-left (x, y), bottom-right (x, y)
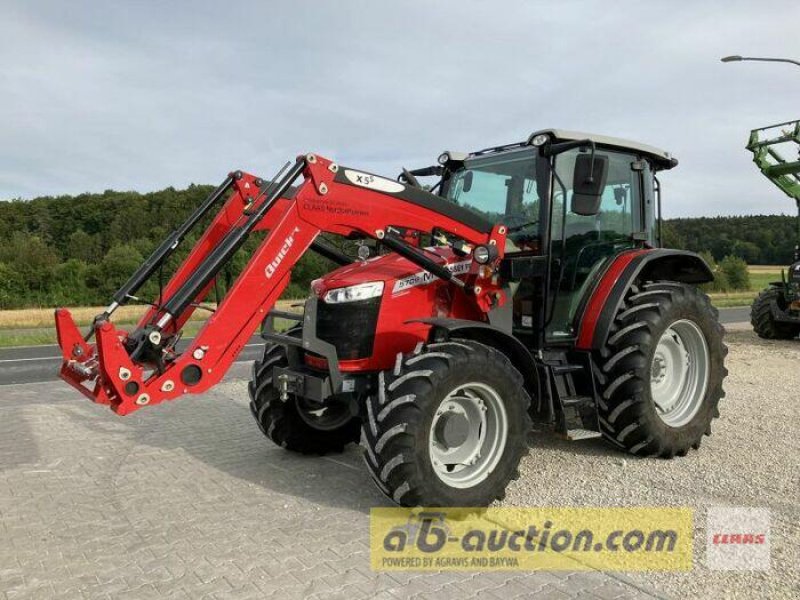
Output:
top-left (550, 363), bottom-right (584, 375)
top-left (566, 428), bottom-right (603, 441)
top-left (561, 395), bottom-right (593, 407)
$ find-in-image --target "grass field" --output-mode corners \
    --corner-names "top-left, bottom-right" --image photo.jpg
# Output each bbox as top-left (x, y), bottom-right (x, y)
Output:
top-left (706, 268), bottom-right (781, 308)
top-left (0, 267), bottom-right (785, 348)
top-left (0, 304), bottom-right (206, 330)
top-left (0, 301), bottom-right (299, 348)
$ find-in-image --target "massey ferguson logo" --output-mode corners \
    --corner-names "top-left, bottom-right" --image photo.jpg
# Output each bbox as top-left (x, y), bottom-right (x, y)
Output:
top-left (392, 260), bottom-right (471, 294)
top-left (265, 227), bottom-right (301, 279)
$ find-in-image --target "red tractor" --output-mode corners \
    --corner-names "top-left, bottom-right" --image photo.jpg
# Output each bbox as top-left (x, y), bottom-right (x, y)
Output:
top-left (55, 129), bottom-right (727, 507)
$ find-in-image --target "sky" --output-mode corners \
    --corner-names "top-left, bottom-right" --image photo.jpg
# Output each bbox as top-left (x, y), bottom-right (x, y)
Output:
top-left (1, 1), bottom-right (799, 218)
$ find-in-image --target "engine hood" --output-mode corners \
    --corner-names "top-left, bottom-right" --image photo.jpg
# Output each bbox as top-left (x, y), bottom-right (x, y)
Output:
top-left (312, 246), bottom-right (469, 296)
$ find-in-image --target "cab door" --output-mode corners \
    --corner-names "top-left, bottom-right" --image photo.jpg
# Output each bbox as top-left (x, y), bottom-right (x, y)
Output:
top-left (546, 148), bottom-right (645, 341)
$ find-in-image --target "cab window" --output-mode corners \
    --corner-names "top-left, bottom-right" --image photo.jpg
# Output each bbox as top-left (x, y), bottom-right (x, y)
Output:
top-left (445, 148), bottom-right (543, 251)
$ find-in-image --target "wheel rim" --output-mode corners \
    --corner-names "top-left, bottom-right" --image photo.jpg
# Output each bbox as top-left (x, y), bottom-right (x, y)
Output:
top-left (428, 382), bottom-right (508, 488)
top-left (650, 319), bottom-right (710, 427)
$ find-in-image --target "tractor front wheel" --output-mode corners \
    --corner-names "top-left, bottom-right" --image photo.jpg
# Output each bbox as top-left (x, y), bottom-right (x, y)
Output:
top-left (596, 282), bottom-right (727, 458)
top-left (362, 340), bottom-right (531, 507)
top-left (248, 331), bottom-right (361, 455)
top-left (751, 286), bottom-right (800, 340)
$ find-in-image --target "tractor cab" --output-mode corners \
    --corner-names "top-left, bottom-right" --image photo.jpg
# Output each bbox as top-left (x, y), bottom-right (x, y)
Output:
top-left (419, 129), bottom-right (679, 346)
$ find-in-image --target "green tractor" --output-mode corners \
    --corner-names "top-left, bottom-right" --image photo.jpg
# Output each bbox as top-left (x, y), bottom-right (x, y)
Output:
top-left (748, 120), bottom-right (800, 339)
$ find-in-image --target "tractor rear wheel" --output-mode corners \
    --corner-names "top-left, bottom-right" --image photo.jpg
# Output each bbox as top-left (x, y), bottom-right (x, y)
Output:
top-left (362, 340), bottom-right (531, 507)
top-left (248, 329), bottom-right (361, 454)
top-left (596, 282), bottom-right (727, 458)
top-left (751, 286), bottom-right (800, 340)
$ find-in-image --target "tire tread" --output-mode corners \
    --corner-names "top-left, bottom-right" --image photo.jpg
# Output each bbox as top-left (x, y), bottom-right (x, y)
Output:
top-left (596, 282), bottom-right (726, 458)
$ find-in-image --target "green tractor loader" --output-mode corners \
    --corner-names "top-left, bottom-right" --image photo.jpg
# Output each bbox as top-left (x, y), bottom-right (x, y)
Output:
top-left (748, 119), bottom-right (800, 338)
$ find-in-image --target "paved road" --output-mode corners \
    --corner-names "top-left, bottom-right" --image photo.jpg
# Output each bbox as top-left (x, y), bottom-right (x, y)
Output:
top-left (0, 307), bottom-right (751, 386)
top-left (0, 336), bottom-right (266, 386)
top-left (718, 306), bottom-right (748, 323)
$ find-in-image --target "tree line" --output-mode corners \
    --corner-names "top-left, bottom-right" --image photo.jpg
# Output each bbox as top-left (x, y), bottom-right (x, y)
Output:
top-left (661, 214), bottom-right (797, 265)
top-left (0, 185), bottom-right (794, 309)
top-left (0, 185), bottom-right (335, 309)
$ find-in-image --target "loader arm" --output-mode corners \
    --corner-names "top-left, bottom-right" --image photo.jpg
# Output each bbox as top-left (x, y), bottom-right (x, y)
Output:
top-left (55, 153), bottom-right (508, 415)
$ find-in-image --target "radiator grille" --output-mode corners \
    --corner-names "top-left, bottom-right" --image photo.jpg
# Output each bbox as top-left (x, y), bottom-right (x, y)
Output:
top-left (315, 297), bottom-right (381, 360)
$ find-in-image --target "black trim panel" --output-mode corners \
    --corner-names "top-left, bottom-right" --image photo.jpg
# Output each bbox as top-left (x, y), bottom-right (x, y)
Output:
top-left (589, 258), bottom-right (644, 349)
top-left (334, 167), bottom-right (493, 234)
top-left (569, 255), bottom-right (616, 339)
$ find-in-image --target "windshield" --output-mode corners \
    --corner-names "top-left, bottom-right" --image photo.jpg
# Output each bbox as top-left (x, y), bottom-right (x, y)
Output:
top-left (444, 148), bottom-right (543, 250)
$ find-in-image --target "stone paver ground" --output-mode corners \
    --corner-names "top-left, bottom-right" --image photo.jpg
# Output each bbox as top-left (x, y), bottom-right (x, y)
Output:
top-left (0, 365), bottom-right (664, 599)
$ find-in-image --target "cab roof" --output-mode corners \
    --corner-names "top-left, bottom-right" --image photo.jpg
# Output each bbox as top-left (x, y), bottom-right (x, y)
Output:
top-left (528, 128), bottom-right (678, 170)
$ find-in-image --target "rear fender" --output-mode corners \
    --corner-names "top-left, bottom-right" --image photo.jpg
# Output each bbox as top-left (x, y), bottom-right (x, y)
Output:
top-left (411, 318), bottom-right (541, 403)
top-left (575, 249), bottom-right (713, 351)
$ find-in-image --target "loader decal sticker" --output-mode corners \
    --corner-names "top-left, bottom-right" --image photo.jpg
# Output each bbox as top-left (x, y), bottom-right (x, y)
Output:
top-left (344, 169), bottom-right (405, 193)
top-left (265, 227), bottom-right (301, 279)
top-left (392, 260), bottom-right (471, 294)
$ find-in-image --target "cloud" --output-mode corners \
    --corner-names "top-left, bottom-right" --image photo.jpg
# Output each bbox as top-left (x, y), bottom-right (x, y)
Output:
top-left (1, 1), bottom-right (798, 217)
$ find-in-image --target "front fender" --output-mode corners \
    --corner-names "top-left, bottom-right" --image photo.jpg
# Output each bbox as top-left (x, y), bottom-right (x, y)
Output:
top-left (410, 318), bottom-right (540, 402)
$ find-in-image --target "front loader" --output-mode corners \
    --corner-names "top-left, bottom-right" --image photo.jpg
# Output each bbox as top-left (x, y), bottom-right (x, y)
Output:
top-left (56, 130), bottom-right (727, 507)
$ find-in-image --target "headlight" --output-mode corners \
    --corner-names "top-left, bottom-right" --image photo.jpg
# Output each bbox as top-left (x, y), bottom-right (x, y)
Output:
top-left (323, 281), bottom-right (384, 304)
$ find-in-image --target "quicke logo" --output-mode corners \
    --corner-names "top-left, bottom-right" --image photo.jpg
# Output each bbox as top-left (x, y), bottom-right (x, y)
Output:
top-left (265, 227), bottom-right (301, 279)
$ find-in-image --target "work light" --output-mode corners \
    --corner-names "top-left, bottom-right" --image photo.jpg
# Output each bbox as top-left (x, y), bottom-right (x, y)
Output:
top-left (530, 134), bottom-right (549, 147)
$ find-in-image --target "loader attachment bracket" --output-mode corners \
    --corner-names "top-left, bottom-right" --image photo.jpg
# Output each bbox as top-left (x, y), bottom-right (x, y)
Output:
top-left (56, 308), bottom-right (111, 405)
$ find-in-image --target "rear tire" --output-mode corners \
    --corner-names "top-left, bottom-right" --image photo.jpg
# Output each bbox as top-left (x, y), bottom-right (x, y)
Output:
top-left (362, 340), bottom-right (531, 507)
top-left (248, 330), bottom-right (361, 455)
top-left (595, 282), bottom-right (727, 458)
top-left (751, 286), bottom-right (800, 340)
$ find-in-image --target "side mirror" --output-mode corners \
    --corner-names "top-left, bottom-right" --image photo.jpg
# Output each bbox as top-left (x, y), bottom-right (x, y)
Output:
top-left (571, 154), bottom-right (609, 216)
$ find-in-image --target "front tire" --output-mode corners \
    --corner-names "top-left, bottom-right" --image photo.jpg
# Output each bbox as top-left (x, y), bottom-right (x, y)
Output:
top-left (596, 282), bottom-right (727, 458)
top-left (751, 286), bottom-right (800, 340)
top-left (362, 340), bottom-right (531, 507)
top-left (248, 331), bottom-right (361, 455)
